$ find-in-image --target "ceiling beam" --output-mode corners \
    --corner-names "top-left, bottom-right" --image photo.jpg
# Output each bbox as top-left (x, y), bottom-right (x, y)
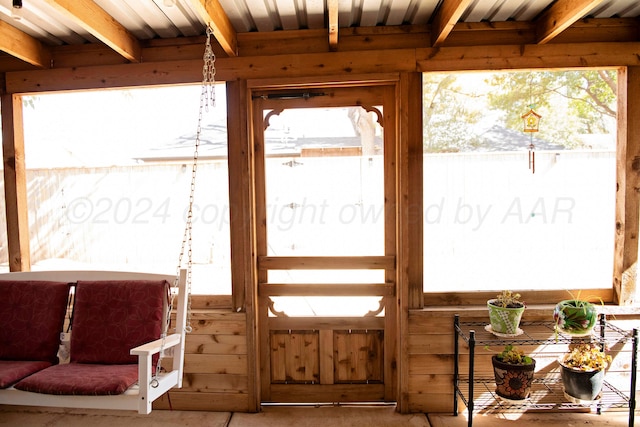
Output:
top-left (188, 0), bottom-right (238, 57)
top-left (430, 0), bottom-right (474, 47)
top-left (0, 21), bottom-right (51, 69)
top-left (328, 0), bottom-right (339, 51)
top-left (536, 0), bottom-right (605, 44)
top-left (42, 0), bottom-right (141, 62)
top-left (2, 18), bottom-right (636, 75)
top-left (9, 40), bottom-right (640, 93)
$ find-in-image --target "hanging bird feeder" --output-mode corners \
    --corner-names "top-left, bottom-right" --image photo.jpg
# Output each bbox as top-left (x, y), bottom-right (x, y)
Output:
top-left (521, 108), bottom-right (541, 133)
top-left (521, 104), bottom-right (541, 173)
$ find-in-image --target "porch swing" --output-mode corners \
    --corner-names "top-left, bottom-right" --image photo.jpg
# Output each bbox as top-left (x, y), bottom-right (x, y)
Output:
top-left (0, 27), bottom-right (218, 414)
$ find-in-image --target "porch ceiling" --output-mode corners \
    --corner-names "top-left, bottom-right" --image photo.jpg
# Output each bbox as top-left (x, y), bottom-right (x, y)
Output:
top-left (0, 0), bottom-right (639, 76)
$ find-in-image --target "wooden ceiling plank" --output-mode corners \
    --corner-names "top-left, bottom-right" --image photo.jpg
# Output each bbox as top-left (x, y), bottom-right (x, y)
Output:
top-left (188, 0), bottom-right (238, 57)
top-left (0, 20), bottom-right (51, 69)
top-left (4, 48), bottom-right (417, 92)
top-left (536, 0), bottom-right (606, 44)
top-left (42, 0), bottom-right (141, 62)
top-left (328, 0), bottom-right (339, 51)
top-left (8, 39), bottom-right (640, 94)
top-left (430, 0), bottom-right (474, 47)
top-left (2, 17), bottom-right (636, 74)
top-left (417, 41), bottom-right (640, 71)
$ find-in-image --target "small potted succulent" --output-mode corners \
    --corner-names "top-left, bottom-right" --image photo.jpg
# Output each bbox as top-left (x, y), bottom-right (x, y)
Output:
top-left (559, 342), bottom-right (612, 401)
top-left (491, 344), bottom-right (536, 400)
top-left (487, 290), bottom-right (525, 335)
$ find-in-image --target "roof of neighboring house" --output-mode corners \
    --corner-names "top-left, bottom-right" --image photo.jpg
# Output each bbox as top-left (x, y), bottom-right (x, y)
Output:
top-left (474, 125), bottom-right (565, 152)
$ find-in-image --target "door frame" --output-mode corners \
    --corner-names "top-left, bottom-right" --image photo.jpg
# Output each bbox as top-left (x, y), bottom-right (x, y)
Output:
top-left (230, 73), bottom-right (422, 411)
top-left (252, 80), bottom-right (397, 404)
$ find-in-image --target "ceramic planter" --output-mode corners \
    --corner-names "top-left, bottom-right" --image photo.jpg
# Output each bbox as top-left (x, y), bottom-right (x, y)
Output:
top-left (491, 355), bottom-right (536, 400)
top-left (487, 300), bottom-right (525, 335)
top-left (553, 300), bottom-right (597, 336)
top-left (560, 364), bottom-right (605, 401)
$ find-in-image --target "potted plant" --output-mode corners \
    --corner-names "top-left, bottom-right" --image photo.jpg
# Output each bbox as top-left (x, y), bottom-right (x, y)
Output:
top-left (491, 344), bottom-right (536, 400)
top-left (559, 343), bottom-right (612, 401)
top-left (487, 290), bottom-right (525, 335)
top-left (553, 294), bottom-right (599, 337)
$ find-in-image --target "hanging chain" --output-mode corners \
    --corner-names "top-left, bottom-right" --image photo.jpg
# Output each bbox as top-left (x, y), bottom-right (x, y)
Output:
top-left (153, 26), bottom-right (217, 387)
top-left (202, 26), bottom-right (216, 110)
top-left (182, 24), bottom-right (217, 326)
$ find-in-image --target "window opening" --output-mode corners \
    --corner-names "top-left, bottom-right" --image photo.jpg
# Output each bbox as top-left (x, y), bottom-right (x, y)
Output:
top-left (20, 84), bottom-right (231, 295)
top-left (422, 70), bottom-right (616, 293)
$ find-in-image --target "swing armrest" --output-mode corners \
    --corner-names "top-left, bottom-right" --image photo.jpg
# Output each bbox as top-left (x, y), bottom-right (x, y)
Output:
top-left (130, 333), bottom-right (182, 357)
top-left (130, 332), bottom-right (185, 414)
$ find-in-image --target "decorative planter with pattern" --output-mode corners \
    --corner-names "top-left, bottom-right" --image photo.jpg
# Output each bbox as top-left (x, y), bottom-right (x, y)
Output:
top-left (491, 355), bottom-right (536, 400)
top-left (487, 300), bottom-right (525, 335)
top-left (553, 299), bottom-right (597, 336)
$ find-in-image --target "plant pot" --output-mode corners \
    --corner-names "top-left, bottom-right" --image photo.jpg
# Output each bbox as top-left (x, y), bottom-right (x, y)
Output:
top-left (560, 364), bottom-right (605, 401)
top-left (553, 299), bottom-right (597, 336)
top-left (487, 300), bottom-right (525, 335)
top-left (491, 355), bottom-right (536, 400)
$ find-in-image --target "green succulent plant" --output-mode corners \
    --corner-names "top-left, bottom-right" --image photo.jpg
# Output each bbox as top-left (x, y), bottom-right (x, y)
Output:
top-left (489, 290), bottom-right (524, 308)
top-left (493, 344), bottom-right (534, 365)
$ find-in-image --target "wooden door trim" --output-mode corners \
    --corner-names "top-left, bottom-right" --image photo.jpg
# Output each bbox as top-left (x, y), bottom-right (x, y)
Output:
top-left (259, 283), bottom-right (394, 297)
top-left (258, 255), bottom-right (395, 270)
top-left (252, 81), bottom-right (400, 405)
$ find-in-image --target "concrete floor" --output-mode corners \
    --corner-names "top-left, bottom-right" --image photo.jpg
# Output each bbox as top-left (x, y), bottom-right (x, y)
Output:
top-left (0, 405), bottom-right (635, 427)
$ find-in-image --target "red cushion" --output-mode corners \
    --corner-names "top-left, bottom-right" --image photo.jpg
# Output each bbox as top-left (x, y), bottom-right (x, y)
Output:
top-left (0, 360), bottom-right (52, 389)
top-left (70, 280), bottom-right (167, 364)
top-left (0, 280), bottom-right (70, 364)
top-left (14, 363), bottom-right (139, 395)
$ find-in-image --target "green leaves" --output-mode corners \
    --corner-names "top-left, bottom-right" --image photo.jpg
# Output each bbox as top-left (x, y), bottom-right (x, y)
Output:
top-left (421, 70), bottom-right (617, 152)
top-left (493, 344), bottom-right (534, 365)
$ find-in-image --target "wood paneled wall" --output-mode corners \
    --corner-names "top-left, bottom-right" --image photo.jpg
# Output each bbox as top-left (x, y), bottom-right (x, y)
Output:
top-left (152, 305), bottom-right (637, 413)
top-left (155, 309), bottom-right (250, 412)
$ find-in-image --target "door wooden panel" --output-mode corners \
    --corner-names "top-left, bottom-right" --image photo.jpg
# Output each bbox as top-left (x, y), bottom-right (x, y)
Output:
top-left (270, 330), bottom-right (319, 384)
top-left (334, 330), bottom-right (384, 384)
top-left (268, 329), bottom-right (384, 386)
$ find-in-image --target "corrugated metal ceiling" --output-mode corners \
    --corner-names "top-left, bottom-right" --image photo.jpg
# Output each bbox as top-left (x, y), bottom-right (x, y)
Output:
top-left (1, 0), bottom-right (640, 77)
top-left (2, 0), bottom-right (640, 47)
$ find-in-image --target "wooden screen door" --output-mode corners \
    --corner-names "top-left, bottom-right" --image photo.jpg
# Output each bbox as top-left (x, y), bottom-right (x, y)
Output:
top-left (253, 83), bottom-right (398, 404)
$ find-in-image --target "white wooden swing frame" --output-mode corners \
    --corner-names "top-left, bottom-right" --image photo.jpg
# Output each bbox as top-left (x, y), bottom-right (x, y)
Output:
top-left (0, 269), bottom-right (188, 414)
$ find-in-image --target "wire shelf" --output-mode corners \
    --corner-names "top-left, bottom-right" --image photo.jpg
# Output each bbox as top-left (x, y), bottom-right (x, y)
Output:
top-left (456, 376), bottom-right (630, 414)
top-left (455, 320), bottom-right (632, 347)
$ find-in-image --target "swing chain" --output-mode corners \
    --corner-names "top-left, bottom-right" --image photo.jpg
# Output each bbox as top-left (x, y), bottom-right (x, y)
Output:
top-left (180, 23), bottom-right (217, 329)
top-left (152, 25), bottom-right (217, 386)
top-left (203, 25), bottom-right (216, 110)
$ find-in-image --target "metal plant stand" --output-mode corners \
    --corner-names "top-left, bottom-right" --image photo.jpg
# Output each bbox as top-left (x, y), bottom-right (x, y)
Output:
top-left (453, 314), bottom-right (637, 427)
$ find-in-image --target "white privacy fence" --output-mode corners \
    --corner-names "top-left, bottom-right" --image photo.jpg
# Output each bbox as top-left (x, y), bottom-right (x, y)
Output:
top-left (423, 150), bottom-right (616, 292)
top-left (0, 149), bottom-right (617, 295)
top-left (0, 162), bottom-right (232, 294)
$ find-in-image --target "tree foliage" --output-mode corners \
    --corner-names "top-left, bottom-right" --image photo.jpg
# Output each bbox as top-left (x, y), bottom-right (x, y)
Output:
top-left (422, 74), bottom-right (483, 152)
top-left (487, 70), bottom-right (617, 148)
top-left (422, 70), bottom-right (617, 152)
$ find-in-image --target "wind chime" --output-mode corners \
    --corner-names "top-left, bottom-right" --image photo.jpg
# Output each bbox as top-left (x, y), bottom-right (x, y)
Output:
top-left (521, 84), bottom-right (541, 173)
